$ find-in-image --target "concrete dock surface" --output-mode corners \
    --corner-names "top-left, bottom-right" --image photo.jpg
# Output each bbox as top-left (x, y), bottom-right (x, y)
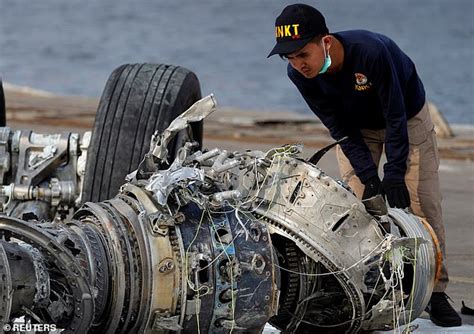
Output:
top-left (3, 86), bottom-right (474, 330)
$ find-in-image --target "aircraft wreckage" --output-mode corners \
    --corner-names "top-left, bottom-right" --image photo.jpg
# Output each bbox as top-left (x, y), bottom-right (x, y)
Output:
top-left (0, 64), bottom-right (440, 333)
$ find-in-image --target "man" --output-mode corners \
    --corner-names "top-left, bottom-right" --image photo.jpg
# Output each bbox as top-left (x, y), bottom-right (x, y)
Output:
top-left (268, 4), bottom-right (462, 327)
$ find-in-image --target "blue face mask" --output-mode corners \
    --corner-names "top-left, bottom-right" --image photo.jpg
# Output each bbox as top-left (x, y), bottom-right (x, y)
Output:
top-left (319, 44), bottom-right (332, 74)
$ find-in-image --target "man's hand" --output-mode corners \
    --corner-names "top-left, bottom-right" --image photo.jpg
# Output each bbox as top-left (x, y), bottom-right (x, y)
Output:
top-left (380, 179), bottom-right (410, 209)
top-left (362, 175), bottom-right (381, 200)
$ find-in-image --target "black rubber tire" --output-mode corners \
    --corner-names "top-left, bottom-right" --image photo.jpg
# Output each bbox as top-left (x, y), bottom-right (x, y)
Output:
top-left (81, 63), bottom-right (202, 203)
top-left (0, 78), bottom-right (6, 126)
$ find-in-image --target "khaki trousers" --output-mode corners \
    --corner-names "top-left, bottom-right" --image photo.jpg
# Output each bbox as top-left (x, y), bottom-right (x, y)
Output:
top-left (336, 102), bottom-right (448, 292)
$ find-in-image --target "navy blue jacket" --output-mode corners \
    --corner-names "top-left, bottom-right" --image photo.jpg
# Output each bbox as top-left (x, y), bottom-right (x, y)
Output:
top-left (288, 30), bottom-right (425, 183)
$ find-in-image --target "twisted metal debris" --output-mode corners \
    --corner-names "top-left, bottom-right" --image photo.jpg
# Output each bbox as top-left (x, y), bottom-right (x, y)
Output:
top-left (0, 95), bottom-right (437, 333)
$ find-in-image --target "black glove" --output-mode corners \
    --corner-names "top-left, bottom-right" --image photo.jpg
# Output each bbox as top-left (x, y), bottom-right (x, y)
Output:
top-left (380, 179), bottom-right (411, 209)
top-left (362, 175), bottom-right (381, 200)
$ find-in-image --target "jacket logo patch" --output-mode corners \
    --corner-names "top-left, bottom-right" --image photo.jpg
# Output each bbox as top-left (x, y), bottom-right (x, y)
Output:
top-left (354, 73), bottom-right (372, 91)
top-left (355, 73), bottom-right (367, 85)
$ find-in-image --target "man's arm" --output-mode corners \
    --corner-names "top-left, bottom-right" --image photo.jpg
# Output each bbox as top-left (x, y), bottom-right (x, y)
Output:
top-left (367, 45), bottom-right (411, 208)
top-left (369, 46), bottom-right (409, 182)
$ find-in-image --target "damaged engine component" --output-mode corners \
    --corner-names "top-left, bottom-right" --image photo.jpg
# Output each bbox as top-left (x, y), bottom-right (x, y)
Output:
top-left (0, 64), bottom-right (439, 333)
top-left (0, 128), bottom-right (89, 220)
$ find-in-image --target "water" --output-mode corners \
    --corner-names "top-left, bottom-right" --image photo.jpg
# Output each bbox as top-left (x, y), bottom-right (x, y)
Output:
top-left (0, 0), bottom-right (473, 124)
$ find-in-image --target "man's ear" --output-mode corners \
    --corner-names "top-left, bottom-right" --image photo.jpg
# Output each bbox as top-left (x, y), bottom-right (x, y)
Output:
top-left (322, 35), bottom-right (332, 51)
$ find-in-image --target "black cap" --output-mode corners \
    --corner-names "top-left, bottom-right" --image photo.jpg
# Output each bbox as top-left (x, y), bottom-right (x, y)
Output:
top-left (268, 4), bottom-right (328, 57)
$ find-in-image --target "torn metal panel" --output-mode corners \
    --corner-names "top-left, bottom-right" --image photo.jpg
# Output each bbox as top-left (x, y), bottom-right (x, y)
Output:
top-left (152, 94), bottom-right (217, 163)
top-left (145, 167), bottom-right (204, 206)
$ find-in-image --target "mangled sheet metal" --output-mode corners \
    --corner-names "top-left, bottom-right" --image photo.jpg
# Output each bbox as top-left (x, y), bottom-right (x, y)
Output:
top-left (0, 95), bottom-right (437, 333)
top-left (152, 94), bottom-right (217, 162)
